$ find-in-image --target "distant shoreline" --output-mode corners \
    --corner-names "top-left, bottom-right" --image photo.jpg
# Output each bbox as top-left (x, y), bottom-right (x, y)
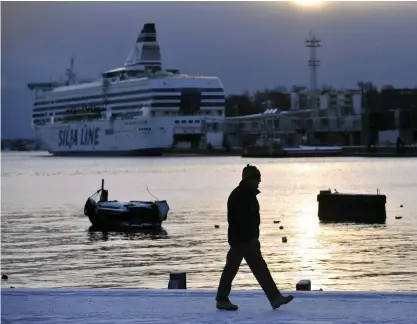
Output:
top-left (1, 139), bottom-right (44, 151)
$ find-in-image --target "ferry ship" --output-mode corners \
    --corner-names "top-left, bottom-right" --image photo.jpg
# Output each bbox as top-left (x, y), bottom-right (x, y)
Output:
top-left (28, 23), bottom-right (226, 156)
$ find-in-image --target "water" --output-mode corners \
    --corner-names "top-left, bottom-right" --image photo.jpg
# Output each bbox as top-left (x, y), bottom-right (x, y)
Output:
top-left (1, 152), bottom-right (417, 291)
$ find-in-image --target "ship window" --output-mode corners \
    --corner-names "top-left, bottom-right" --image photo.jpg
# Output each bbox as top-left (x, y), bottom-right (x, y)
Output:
top-left (144, 66), bottom-right (162, 74)
top-left (175, 120), bottom-right (179, 124)
top-left (181, 120), bottom-right (186, 124)
top-left (195, 120), bottom-right (200, 123)
top-left (188, 120), bottom-right (193, 123)
top-left (103, 71), bottom-right (120, 78)
top-left (127, 70), bottom-right (141, 77)
top-left (179, 88), bottom-right (201, 116)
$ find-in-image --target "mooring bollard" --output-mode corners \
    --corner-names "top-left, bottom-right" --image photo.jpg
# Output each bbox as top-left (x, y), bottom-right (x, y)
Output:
top-left (168, 271), bottom-right (187, 289)
top-left (296, 279), bottom-right (311, 291)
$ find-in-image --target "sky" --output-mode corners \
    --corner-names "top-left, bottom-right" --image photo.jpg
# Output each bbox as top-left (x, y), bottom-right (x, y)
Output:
top-left (1, 1), bottom-right (417, 139)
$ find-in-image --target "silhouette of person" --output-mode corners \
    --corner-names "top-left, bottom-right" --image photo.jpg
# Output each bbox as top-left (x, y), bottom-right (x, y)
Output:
top-left (215, 164), bottom-right (294, 310)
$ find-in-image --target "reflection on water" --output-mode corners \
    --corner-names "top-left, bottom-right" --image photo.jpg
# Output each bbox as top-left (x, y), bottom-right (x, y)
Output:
top-left (1, 152), bottom-right (417, 291)
top-left (86, 227), bottom-right (169, 242)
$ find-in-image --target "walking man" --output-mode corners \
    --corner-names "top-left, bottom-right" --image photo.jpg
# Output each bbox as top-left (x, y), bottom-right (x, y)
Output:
top-left (215, 164), bottom-right (294, 311)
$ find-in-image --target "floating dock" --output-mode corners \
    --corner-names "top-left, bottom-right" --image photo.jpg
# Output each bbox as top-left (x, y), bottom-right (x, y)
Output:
top-left (317, 189), bottom-right (387, 223)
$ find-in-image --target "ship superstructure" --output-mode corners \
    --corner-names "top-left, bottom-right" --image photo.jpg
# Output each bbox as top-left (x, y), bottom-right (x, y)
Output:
top-left (28, 23), bottom-right (225, 156)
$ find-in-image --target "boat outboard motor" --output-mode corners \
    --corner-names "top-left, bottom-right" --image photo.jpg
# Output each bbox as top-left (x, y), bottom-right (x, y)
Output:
top-left (84, 198), bottom-right (97, 217)
top-left (99, 189), bottom-right (108, 202)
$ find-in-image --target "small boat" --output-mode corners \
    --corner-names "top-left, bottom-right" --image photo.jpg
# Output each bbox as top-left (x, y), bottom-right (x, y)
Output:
top-left (84, 179), bottom-right (169, 230)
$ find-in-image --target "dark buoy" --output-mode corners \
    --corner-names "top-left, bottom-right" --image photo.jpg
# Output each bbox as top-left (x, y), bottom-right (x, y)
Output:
top-left (2, 274), bottom-right (8, 280)
top-left (168, 272), bottom-right (187, 289)
top-left (395, 216), bottom-right (402, 219)
top-left (317, 189), bottom-right (386, 223)
top-left (214, 224), bottom-right (219, 229)
top-left (296, 279), bottom-right (311, 291)
top-left (273, 220), bottom-right (280, 224)
top-left (282, 236), bottom-right (287, 243)
top-left (279, 226), bottom-right (284, 230)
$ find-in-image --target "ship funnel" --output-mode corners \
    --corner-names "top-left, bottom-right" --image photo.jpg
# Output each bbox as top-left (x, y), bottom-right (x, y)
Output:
top-left (124, 23), bottom-right (162, 70)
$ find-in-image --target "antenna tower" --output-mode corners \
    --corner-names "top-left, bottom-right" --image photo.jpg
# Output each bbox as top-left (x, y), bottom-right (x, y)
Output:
top-left (65, 53), bottom-right (77, 85)
top-left (305, 30), bottom-right (321, 114)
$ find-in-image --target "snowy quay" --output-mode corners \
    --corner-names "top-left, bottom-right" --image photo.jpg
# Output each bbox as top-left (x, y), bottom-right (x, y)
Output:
top-left (2, 288), bottom-right (416, 324)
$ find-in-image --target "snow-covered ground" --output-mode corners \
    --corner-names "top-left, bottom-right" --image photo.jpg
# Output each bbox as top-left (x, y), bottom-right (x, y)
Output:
top-left (2, 289), bottom-right (416, 323)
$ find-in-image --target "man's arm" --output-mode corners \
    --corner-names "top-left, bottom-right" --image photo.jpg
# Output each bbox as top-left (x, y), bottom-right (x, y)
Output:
top-left (227, 190), bottom-right (252, 242)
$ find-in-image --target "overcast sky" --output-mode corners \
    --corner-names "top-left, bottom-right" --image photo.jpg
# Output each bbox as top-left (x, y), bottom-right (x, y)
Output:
top-left (2, 1), bottom-right (417, 139)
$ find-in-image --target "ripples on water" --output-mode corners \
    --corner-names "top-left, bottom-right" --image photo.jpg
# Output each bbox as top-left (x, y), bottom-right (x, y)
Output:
top-left (1, 152), bottom-right (417, 291)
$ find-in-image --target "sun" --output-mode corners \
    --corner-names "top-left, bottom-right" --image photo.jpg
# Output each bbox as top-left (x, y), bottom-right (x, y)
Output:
top-left (293, 0), bottom-right (324, 7)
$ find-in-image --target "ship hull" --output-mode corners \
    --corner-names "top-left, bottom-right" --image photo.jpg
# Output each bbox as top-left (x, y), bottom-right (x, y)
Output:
top-left (49, 148), bottom-right (164, 157)
top-left (34, 118), bottom-right (174, 156)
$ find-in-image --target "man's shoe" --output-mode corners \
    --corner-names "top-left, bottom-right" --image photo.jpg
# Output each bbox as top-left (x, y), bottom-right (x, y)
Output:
top-left (271, 294), bottom-right (294, 310)
top-left (216, 298), bottom-right (239, 311)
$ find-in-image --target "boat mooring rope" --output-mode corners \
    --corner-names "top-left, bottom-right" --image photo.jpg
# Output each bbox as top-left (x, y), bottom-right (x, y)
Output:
top-left (146, 185), bottom-right (160, 202)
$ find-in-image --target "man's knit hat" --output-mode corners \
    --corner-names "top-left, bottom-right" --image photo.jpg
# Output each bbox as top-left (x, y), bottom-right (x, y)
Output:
top-left (242, 164), bottom-right (261, 180)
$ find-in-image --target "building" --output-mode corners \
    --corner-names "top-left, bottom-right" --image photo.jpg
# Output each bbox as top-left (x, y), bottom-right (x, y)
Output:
top-left (362, 88), bottom-right (417, 145)
top-left (221, 87), bottom-right (417, 149)
top-left (223, 89), bottom-right (364, 148)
